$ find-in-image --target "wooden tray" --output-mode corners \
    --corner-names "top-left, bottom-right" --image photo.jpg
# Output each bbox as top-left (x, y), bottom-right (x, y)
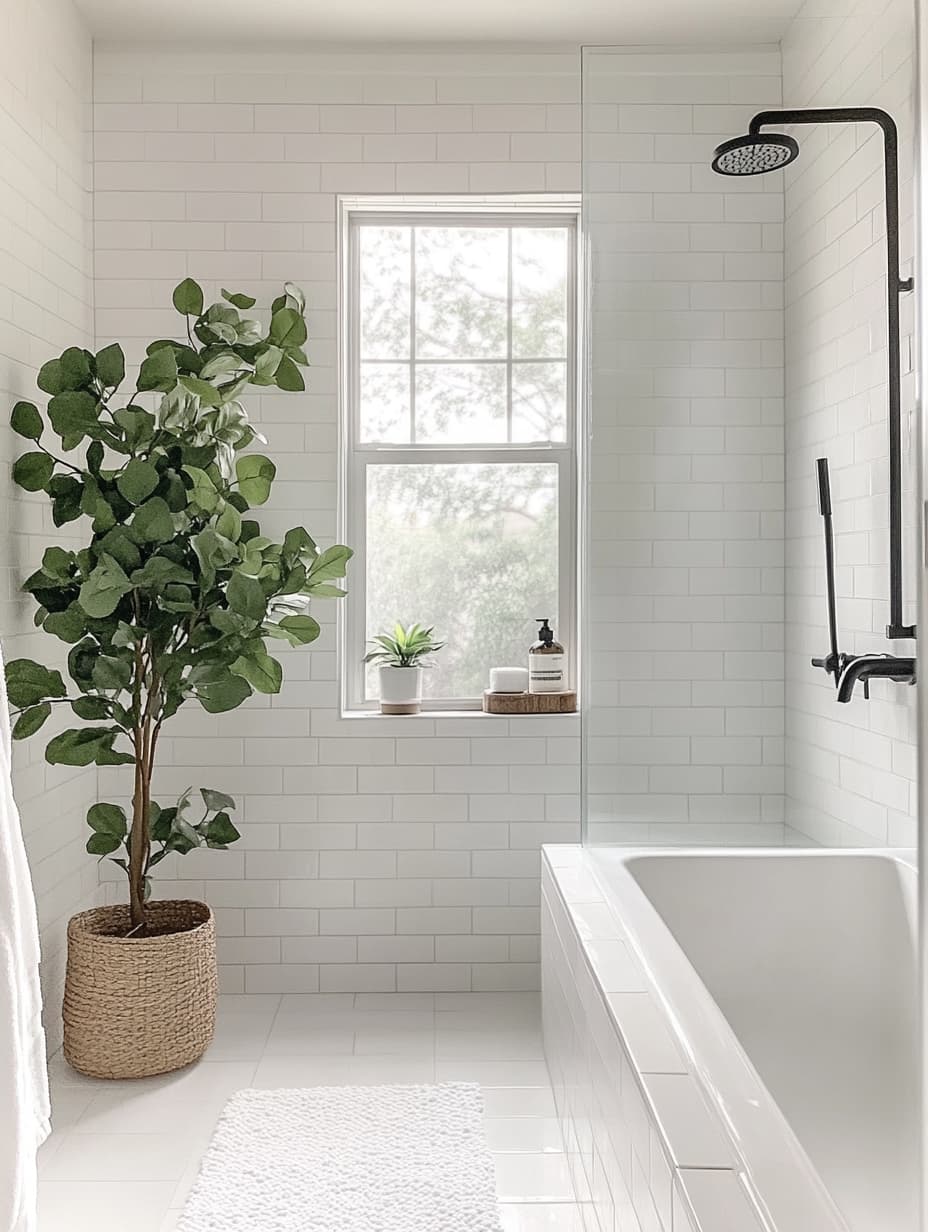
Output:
top-left (482, 690), bottom-right (577, 715)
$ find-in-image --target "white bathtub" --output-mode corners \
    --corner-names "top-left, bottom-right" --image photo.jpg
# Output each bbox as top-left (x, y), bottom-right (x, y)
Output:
top-left (584, 847), bottom-right (918, 1232)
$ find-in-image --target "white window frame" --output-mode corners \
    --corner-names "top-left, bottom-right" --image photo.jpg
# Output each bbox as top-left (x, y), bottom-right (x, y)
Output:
top-left (338, 196), bottom-right (580, 713)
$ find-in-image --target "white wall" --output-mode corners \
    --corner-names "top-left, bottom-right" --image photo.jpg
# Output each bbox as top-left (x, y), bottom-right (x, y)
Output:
top-left (582, 48), bottom-right (787, 846)
top-left (782, 0), bottom-right (918, 846)
top-left (0, 0), bottom-right (96, 1049)
top-left (92, 46), bottom-right (582, 993)
top-left (6, 13), bottom-right (914, 1014)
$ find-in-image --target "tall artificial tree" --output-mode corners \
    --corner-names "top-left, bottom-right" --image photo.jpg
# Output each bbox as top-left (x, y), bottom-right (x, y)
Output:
top-left (5, 280), bottom-right (350, 931)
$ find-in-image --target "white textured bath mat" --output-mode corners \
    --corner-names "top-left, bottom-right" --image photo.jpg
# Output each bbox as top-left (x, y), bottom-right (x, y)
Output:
top-left (177, 1083), bottom-right (503, 1232)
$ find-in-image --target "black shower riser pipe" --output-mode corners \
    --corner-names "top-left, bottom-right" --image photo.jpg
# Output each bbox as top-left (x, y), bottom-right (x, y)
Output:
top-left (749, 107), bottom-right (915, 641)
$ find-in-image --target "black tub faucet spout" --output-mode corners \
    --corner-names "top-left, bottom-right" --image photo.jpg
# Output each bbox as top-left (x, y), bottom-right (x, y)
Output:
top-left (835, 654), bottom-right (916, 703)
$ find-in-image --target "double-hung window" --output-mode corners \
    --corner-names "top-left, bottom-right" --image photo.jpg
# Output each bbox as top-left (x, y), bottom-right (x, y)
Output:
top-left (341, 199), bottom-right (579, 711)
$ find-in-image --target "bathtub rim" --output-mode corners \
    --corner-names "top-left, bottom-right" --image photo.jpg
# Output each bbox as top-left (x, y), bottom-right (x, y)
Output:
top-left (543, 844), bottom-right (916, 1232)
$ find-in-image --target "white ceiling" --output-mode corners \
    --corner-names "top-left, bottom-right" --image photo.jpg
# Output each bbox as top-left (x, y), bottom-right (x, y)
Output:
top-left (77, 0), bottom-right (803, 46)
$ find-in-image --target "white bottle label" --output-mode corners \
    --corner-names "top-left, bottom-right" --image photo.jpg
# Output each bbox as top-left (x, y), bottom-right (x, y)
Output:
top-left (528, 653), bottom-right (565, 693)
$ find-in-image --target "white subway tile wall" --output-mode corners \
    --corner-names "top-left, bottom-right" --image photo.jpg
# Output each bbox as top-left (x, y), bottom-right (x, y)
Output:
top-left (583, 47), bottom-right (787, 845)
top-left (92, 47), bottom-right (583, 992)
top-left (783, 0), bottom-right (917, 846)
top-left (0, 0), bottom-right (97, 1050)
top-left (5, 14), bottom-right (918, 1018)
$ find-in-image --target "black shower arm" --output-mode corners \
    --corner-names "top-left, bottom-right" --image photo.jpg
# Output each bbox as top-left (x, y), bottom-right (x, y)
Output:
top-left (750, 108), bottom-right (915, 640)
top-left (749, 108), bottom-right (911, 292)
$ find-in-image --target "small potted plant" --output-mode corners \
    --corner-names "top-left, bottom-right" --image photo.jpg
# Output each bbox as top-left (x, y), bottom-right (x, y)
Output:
top-left (365, 622), bottom-right (444, 715)
top-left (5, 278), bottom-right (352, 1079)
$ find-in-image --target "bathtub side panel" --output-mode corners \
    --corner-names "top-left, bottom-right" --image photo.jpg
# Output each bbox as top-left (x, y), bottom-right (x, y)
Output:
top-left (541, 849), bottom-right (767, 1232)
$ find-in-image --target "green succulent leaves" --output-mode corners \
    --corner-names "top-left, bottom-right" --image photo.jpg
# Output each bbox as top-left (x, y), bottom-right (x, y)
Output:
top-left (5, 281), bottom-right (351, 917)
top-left (365, 622), bottom-right (445, 669)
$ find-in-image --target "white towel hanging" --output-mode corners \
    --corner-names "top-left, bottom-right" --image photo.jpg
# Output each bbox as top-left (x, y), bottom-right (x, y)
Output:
top-left (0, 641), bottom-right (50, 1232)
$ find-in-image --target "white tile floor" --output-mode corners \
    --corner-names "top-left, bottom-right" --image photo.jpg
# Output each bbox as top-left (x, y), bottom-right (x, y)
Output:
top-left (39, 992), bottom-right (587, 1232)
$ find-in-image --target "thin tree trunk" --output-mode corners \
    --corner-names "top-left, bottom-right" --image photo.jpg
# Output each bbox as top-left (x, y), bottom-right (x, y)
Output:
top-left (128, 720), bottom-right (152, 932)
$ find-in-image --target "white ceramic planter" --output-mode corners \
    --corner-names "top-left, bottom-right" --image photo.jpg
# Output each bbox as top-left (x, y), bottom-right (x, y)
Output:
top-left (378, 665), bottom-right (423, 714)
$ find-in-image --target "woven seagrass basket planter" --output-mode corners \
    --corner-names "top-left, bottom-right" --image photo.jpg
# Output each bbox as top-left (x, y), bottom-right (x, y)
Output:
top-left (63, 900), bottom-right (217, 1080)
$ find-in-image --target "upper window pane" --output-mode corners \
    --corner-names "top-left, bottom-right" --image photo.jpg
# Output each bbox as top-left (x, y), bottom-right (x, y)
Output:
top-left (415, 227), bottom-right (508, 360)
top-left (512, 227), bottom-right (568, 359)
top-left (355, 217), bottom-right (573, 445)
top-left (512, 361), bottom-right (567, 442)
top-left (360, 362), bottom-right (410, 443)
top-left (416, 363), bottom-right (508, 444)
top-left (360, 226), bottom-right (410, 360)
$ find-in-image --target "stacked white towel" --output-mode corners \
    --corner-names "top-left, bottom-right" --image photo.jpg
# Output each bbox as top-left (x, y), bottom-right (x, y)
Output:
top-left (0, 645), bottom-right (50, 1232)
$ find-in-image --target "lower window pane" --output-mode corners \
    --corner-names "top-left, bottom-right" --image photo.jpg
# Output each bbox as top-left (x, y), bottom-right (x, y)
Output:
top-left (365, 463), bottom-right (560, 701)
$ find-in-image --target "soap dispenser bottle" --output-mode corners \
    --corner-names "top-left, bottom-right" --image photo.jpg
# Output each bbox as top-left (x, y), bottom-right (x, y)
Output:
top-left (528, 618), bottom-right (565, 694)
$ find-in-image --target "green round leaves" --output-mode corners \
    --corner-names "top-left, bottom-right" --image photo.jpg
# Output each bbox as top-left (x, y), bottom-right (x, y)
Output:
top-left (117, 458), bottom-right (160, 505)
top-left (131, 497), bottom-right (175, 544)
top-left (43, 606), bottom-right (87, 644)
top-left (230, 650), bottom-right (282, 694)
top-left (113, 405), bottom-right (155, 449)
top-left (78, 555), bottom-right (132, 618)
top-left (37, 346), bottom-right (92, 396)
top-left (5, 659), bottom-right (66, 711)
top-left (12, 703), bottom-right (52, 740)
top-left (137, 345), bottom-right (178, 394)
top-left (86, 802), bottom-right (128, 855)
top-left (45, 726), bottom-right (134, 767)
top-left (11, 401), bottom-right (43, 440)
top-left (204, 811), bottom-right (240, 847)
top-left (307, 545), bottom-right (353, 587)
top-left (272, 615), bottom-right (321, 647)
top-left (221, 288), bottom-right (256, 311)
top-left (95, 343), bottom-right (125, 388)
top-left (173, 277), bottom-right (205, 317)
top-left (179, 375), bottom-right (221, 407)
top-left (42, 546), bottom-right (74, 578)
top-left (227, 570), bottom-right (267, 622)
top-left (275, 356), bottom-right (305, 391)
top-left (48, 390), bottom-right (101, 443)
top-left (269, 306), bottom-right (307, 349)
top-left (196, 675), bottom-right (253, 714)
top-left (12, 452), bottom-right (53, 491)
top-left (235, 454), bottom-right (276, 506)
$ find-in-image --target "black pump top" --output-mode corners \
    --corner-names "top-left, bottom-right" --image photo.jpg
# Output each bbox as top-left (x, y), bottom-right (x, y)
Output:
top-left (535, 618), bottom-right (554, 645)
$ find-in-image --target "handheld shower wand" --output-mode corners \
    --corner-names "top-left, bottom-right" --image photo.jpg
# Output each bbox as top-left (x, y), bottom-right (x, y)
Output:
top-left (810, 459), bottom-right (842, 687)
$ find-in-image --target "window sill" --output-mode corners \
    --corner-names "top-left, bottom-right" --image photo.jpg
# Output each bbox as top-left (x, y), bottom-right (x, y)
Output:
top-left (339, 707), bottom-right (580, 721)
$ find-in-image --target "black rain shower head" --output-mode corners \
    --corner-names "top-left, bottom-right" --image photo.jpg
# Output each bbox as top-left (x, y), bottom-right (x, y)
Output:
top-left (710, 132), bottom-right (799, 176)
top-left (711, 132), bottom-right (800, 175)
